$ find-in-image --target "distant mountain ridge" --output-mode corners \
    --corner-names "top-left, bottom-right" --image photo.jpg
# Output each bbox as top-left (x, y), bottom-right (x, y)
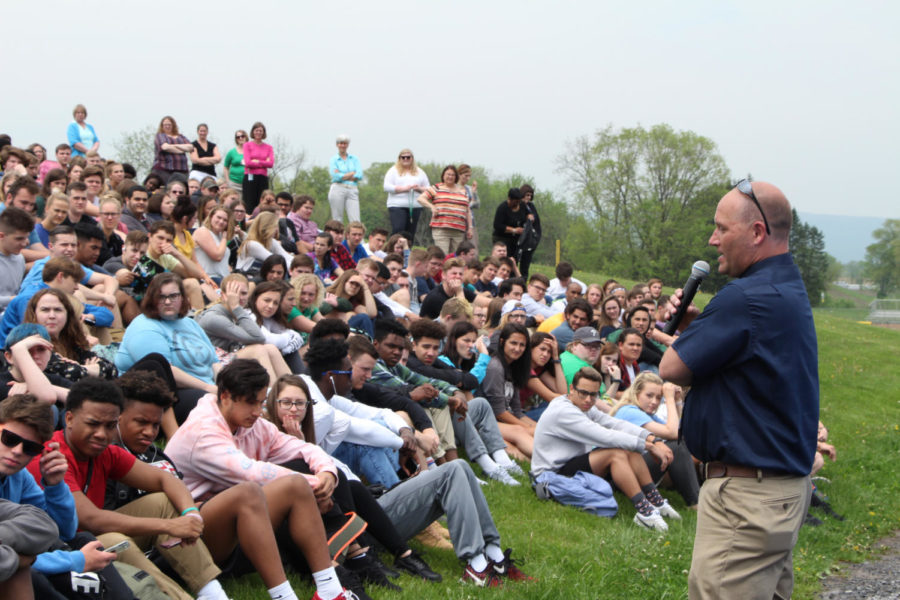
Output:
top-left (798, 212), bottom-right (886, 263)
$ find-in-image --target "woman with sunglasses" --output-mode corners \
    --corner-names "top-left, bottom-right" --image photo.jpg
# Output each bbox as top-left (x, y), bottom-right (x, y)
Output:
top-left (224, 130), bottom-right (246, 192)
top-left (384, 148), bottom-right (430, 238)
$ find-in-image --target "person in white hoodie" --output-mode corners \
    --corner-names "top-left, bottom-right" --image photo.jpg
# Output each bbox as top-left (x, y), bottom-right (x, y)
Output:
top-left (531, 366), bottom-right (680, 532)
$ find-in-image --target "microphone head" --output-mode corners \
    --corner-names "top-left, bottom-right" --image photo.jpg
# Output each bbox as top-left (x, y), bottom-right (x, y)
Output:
top-left (691, 260), bottom-right (710, 279)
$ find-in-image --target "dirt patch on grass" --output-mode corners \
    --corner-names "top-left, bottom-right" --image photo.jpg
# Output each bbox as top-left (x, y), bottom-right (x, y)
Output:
top-left (819, 530), bottom-right (900, 599)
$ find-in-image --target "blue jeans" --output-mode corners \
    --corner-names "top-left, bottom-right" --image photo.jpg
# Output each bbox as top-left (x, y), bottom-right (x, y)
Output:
top-left (332, 442), bottom-right (400, 489)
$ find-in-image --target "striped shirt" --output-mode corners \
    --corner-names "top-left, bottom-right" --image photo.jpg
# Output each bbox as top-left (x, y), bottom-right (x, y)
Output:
top-left (422, 184), bottom-right (469, 232)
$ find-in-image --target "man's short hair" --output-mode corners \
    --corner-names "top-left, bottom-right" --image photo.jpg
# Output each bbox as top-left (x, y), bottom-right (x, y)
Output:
top-left (440, 297), bottom-right (472, 321)
top-left (216, 358), bottom-right (270, 402)
top-left (369, 227), bottom-right (388, 239)
top-left (305, 340), bottom-right (350, 381)
top-left (498, 277), bottom-right (526, 298)
top-left (116, 370), bottom-right (175, 409)
top-left (383, 253), bottom-right (404, 267)
top-left (426, 246), bottom-right (446, 261)
top-left (442, 257), bottom-right (465, 271)
top-left (74, 222), bottom-right (104, 243)
top-left (0, 394), bottom-right (54, 442)
top-left (347, 221), bottom-right (365, 233)
top-left (55, 143), bottom-right (72, 153)
top-left (67, 181), bottom-right (87, 194)
top-left (408, 248), bottom-right (427, 264)
top-left (647, 277), bottom-right (662, 287)
top-left (309, 319), bottom-right (350, 345)
top-left (7, 176), bottom-right (39, 200)
top-left (124, 185), bottom-right (146, 200)
top-left (275, 191), bottom-right (293, 203)
top-left (125, 230), bottom-right (149, 247)
top-left (408, 318), bottom-right (446, 342)
top-left (455, 241), bottom-right (476, 256)
top-left (0, 206), bottom-right (34, 234)
top-left (483, 256), bottom-right (501, 269)
top-left (68, 376), bottom-right (123, 414)
top-left (555, 261), bottom-right (574, 279)
top-left (149, 220), bottom-right (175, 236)
top-left (529, 273), bottom-right (550, 287)
top-left (292, 194), bottom-right (315, 210)
top-left (492, 241), bottom-right (507, 250)
top-left (627, 289), bottom-right (643, 301)
top-left (572, 366), bottom-right (602, 388)
top-left (290, 254), bottom-right (314, 270)
top-left (323, 220), bottom-right (344, 233)
top-left (565, 298), bottom-right (593, 320)
top-left (374, 318), bottom-right (408, 342)
top-left (617, 327), bottom-right (643, 345)
top-left (375, 261), bottom-right (391, 280)
top-left (41, 257), bottom-right (84, 283)
top-left (348, 335), bottom-right (379, 361)
top-left (356, 257), bottom-right (378, 273)
top-left (49, 225), bottom-right (75, 243)
top-left (81, 165), bottom-right (104, 182)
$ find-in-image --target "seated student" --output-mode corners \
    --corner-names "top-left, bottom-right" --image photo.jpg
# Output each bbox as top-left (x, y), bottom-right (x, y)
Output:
top-left (497, 276), bottom-right (525, 303)
top-left (362, 227), bottom-right (388, 260)
top-left (342, 222), bottom-right (369, 263)
top-left (610, 305), bottom-right (666, 372)
top-left (408, 318), bottom-right (523, 485)
top-left (419, 258), bottom-right (479, 319)
top-left (415, 247), bottom-right (444, 302)
top-left (287, 195), bottom-right (318, 255)
top-left (437, 296), bottom-right (473, 331)
top-left (119, 184), bottom-right (151, 233)
top-left (462, 258), bottom-right (482, 292)
top-left (549, 281), bottom-right (585, 316)
top-left (103, 230), bottom-right (148, 299)
top-left (108, 370), bottom-right (316, 600)
top-left (370, 318), bottom-right (465, 463)
top-left (289, 253), bottom-right (315, 279)
top-left (0, 394), bottom-right (135, 599)
top-left (3, 177), bottom-right (51, 267)
top-left (354, 258), bottom-right (419, 322)
top-left (596, 293), bottom-right (624, 338)
top-left (1, 324), bottom-right (70, 408)
top-left (560, 326), bottom-right (605, 386)
top-left (492, 257), bottom-right (519, 287)
top-left (308, 232), bottom-right (343, 285)
top-left (0, 496), bottom-right (61, 600)
top-left (481, 323), bottom-right (536, 459)
top-left (304, 341), bottom-right (409, 489)
top-left (487, 299), bottom-right (528, 353)
top-left (405, 247), bottom-right (427, 311)
top-left (380, 252), bottom-right (405, 296)
top-left (531, 366), bottom-right (679, 532)
top-left (549, 298), bottom-right (593, 350)
top-left (520, 273), bottom-right (557, 322)
top-left (130, 221), bottom-right (204, 309)
top-left (164, 360), bottom-right (374, 600)
top-left (616, 327), bottom-right (644, 391)
top-left (625, 287), bottom-right (643, 311)
top-left (34, 191), bottom-right (69, 248)
top-left (521, 331), bottom-right (568, 420)
top-left (474, 256), bottom-right (500, 296)
top-left (0, 207), bottom-right (34, 316)
top-left (27, 377), bottom-right (234, 600)
top-left (610, 372), bottom-right (698, 508)
top-left (547, 261), bottom-right (586, 299)
top-left (24, 288), bottom-right (117, 382)
top-left (248, 281), bottom-right (306, 372)
top-left (61, 182), bottom-right (96, 227)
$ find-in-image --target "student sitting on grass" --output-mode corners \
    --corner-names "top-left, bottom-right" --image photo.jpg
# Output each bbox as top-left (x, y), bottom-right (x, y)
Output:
top-left (531, 366), bottom-right (680, 532)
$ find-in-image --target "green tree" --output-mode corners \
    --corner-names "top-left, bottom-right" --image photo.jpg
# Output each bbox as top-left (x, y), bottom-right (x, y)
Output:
top-left (112, 124), bottom-right (156, 180)
top-left (789, 209), bottom-right (829, 306)
top-left (557, 124), bottom-right (731, 284)
top-left (863, 219), bottom-right (900, 297)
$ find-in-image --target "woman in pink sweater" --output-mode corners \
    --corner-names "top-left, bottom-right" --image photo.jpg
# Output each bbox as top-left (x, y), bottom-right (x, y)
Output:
top-left (241, 121), bottom-right (274, 214)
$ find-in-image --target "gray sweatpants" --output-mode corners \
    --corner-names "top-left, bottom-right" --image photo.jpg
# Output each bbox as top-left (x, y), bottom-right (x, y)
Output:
top-left (0, 499), bottom-right (59, 581)
top-left (452, 396), bottom-right (507, 461)
top-left (377, 460), bottom-right (501, 561)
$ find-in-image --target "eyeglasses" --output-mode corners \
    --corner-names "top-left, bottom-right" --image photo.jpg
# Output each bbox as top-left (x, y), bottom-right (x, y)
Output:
top-left (735, 179), bottom-right (771, 235)
top-left (530, 284), bottom-right (547, 293)
top-left (330, 370), bottom-right (352, 376)
top-left (1, 428), bottom-right (44, 457)
top-left (159, 292), bottom-right (182, 303)
top-left (573, 388), bottom-right (600, 400)
top-left (235, 133), bottom-right (247, 139)
top-left (233, 208), bottom-right (246, 214)
top-left (399, 155), bottom-right (412, 160)
top-left (277, 399), bottom-right (309, 409)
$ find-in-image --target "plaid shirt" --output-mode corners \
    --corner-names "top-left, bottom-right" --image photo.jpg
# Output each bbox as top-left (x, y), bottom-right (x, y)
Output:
top-left (370, 360), bottom-right (459, 409)
top-left (331, 243), bottom-right (357, 270)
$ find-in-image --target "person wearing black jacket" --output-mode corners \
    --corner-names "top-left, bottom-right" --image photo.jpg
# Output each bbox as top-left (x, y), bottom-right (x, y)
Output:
top-left (407, 319), bottom-right (525, 485)
top-left (515, 184), bottom-right (541, 279)
top-left (492, 188), bottom-right (529, 260)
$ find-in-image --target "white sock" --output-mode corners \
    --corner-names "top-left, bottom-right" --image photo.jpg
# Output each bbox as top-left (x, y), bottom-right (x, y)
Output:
top-left (491, 449), bottom-right (514, 467)
top-left (196, 579), bottom-right (228, 600)
top-left (268, 580), bottom-right (298, 600)
top-left (312, 566), bottom-right (343, 600)
top-left (485, 543), bottom-right (505, 563)
top-left (468, 553), bottom-right (489, 572)
top-left (475, 454), bottom-right (499, 473)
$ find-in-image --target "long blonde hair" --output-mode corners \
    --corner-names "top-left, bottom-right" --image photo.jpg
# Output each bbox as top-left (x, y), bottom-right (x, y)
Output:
top-left (610, 372), bottom-right (664, 416)
top-left (292, 273), bottom-right (324, 310)
top-left (393, 148), bottom-right (419, 176)
top-left (238, 211), bottom-right (279, 258)
top-left (203, 205), bottom-right (235, 239)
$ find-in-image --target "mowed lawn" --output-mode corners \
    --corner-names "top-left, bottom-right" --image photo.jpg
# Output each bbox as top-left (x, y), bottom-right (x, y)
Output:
top-left (224, 310), bottom-right (900, 600)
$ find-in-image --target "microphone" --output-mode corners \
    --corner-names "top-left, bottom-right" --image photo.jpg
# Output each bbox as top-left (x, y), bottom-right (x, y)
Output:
top-left (662, 260), bottom-right (710, 335)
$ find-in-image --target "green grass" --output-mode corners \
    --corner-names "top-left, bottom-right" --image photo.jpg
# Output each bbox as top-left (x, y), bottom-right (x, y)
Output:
top-left (223, 283), bottom-right (899, 599)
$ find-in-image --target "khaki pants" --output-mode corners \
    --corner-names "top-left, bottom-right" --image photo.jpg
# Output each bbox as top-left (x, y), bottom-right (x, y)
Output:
top-left (431, 227), bottom-right (465, 254)
top-left (689, 474), bottom-right (810, 600)
top-left (426, 406), bottom-right (456, 459)
top-left (102, 492), bottom-right (221, 598)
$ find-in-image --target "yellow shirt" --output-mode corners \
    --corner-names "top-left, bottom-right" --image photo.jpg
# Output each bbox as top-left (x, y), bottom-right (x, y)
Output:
top-left (538, 312), bottom-right (565, 333)
top-left (174, 229), bottom-right (196, 260)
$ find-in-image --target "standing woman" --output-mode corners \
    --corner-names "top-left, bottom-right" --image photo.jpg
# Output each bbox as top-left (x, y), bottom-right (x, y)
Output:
top-left (416, 165), bottom-right (472, 254)
top-left (328, 134), bottom-right (362, 223)
top-left (223, 129), bottom-right (246, 192)
top-left (151, 115), bottom-right (193, 182)
top-left (66, 104), bottom-right (99, 158)
top-left (384, 148), bottom-right (429, 238)
top-left (516, 184), bottom-right (541, 279)
top-left (189, 123), bottom-right (221, 182)
top-left (492, 187), bottom-right (529, 262)
top-left (242, 121), bottom-right (274, 214)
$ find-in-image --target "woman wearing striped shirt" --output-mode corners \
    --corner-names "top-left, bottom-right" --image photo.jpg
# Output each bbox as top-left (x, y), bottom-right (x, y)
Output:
top-left (416, 165), bottom-right (472, 254)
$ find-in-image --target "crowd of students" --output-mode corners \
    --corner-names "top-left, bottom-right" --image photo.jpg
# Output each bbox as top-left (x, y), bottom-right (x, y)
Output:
top-left (0, 123), bottom-right (838, 600)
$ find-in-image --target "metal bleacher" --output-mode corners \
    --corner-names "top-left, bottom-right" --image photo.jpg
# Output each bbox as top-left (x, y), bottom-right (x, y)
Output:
top-left (867, 299), bottom-right (900, 324)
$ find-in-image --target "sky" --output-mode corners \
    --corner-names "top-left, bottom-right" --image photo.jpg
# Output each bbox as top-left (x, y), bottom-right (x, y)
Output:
top-left (3, 1), bottom-right (898, 221)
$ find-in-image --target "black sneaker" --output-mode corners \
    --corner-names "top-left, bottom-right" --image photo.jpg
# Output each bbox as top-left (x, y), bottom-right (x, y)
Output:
top-left (810, 490), bottom-right (845, 521)
top-left (803, 511), bottom-right (823, 527)
top-left (334, 564), bottom-right (375, 600)
top-left (345, 553), bottom-right (402, 591)
top-left (395, 550), bottom-right (442, 582)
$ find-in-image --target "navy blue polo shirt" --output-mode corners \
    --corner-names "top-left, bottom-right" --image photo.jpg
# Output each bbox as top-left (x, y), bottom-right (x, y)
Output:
top-left (672, 253), bottom-right (818, 475)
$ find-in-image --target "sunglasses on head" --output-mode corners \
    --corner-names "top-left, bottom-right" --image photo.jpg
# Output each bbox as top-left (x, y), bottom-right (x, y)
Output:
top-left (735, 179), bottom-right (771, 235)
top-left (1, 428), bottom-right (44, 457)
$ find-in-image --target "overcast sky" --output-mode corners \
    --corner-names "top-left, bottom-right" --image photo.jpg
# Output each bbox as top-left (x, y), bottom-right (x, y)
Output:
top-left (4, 1), bottom-right (898, 219)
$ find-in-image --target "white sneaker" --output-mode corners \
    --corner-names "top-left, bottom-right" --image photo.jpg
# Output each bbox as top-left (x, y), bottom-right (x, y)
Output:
top-left (503, 462), bottom-right (526, 478)
top-left (486, 468), bottom-right (521, 486)
top-left (633, 509), bottom-right (668, 532)
top-left (655, 499), bottom-right (682, 520)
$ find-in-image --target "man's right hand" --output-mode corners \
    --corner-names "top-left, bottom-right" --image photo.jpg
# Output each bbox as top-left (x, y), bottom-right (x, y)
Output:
top-left (647, 441), bottom-right (674, 470)
top-left (167, 514), bottom-right (203, 542)
top-left (81, 541), bottom-right (116, 572)
top-left (409, 384), bottom-right (438, 403)
top-left (663, 288), bottom-right (700, 332)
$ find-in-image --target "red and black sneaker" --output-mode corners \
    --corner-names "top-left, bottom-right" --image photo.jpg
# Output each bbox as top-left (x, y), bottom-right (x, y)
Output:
top-left (462, 563), bottom-right (503, 587)
top-left (492, 548), bottom-right (536, 581)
